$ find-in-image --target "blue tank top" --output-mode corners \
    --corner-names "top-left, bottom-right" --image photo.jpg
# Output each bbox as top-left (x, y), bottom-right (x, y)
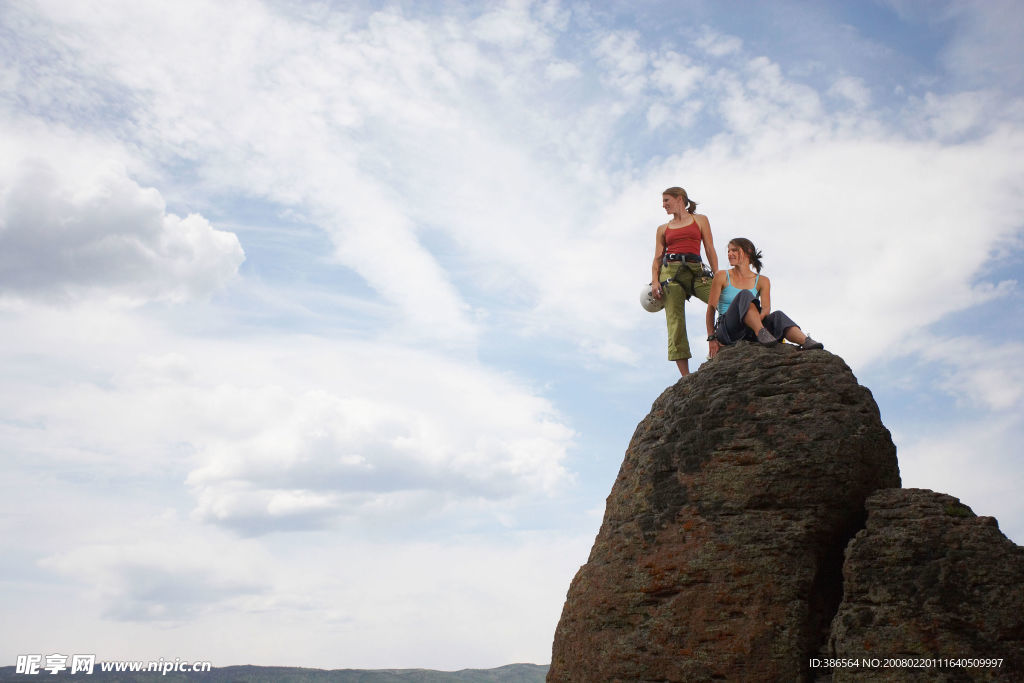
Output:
top-left (717, 271), bottom-right (759, 315)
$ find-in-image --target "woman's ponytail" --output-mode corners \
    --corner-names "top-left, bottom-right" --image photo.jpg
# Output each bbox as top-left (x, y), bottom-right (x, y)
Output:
top-left (750, 248), bottom-right (764, 273)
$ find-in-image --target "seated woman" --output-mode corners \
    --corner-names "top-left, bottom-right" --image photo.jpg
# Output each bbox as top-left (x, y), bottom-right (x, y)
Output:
top-left (706, 237), bottom-right (823, 358)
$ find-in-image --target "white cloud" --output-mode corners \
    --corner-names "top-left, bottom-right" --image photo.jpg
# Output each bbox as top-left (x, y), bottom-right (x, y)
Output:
top-left (897, 334), bottom-right (1024, 412)
top-left (593, 30), bottom-right (649, 96)
top-left (545, 60), bottom-right (581, 81)
top-left (912, 90), bottom-right (1000, 139)
top-left (40, 513), bottom-right (269, 622)
top-left (695, 27), bottom-right (744, 58)
top-left (184, 377), bottom-right (574, 534)
top-left (472, 1), bottom-right (551, 49)
top-left (0, 144), bottom-right (243, 304)
top-left (646, 101), bottom-right (672, 130)
top-left (650, 51), bottom-right (705, 101)
top-left (729, 56), bottom-right (825, 135)
top-left (0, 306), bottom-right (575, 536)
top-left (29, 524), bottom-right (592, 668)
top-left (13, 0), bottom-right (482, 343)
top-left (828, 75), bottom-right (872, 109)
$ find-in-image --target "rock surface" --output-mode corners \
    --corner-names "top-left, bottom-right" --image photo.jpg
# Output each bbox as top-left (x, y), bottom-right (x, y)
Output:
top-left (548, 343), bottom-right (901, 681)
top-left (828, 488), bottom-right (1024, 681)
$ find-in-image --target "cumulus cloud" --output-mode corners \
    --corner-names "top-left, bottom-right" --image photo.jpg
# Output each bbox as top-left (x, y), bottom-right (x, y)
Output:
top-left (649, 50), bottom-right (706, 102)
top-left (35, 525), bottom-right (592, 667)
top-left (7, 0), bottom-right (481, 343)
top-left (545, 60), bottom-right (581, 81)
top-left (894, 334), bottom-right (1024, 413)
top-left (185, 375), bottom-right (574, 534)
top-left (593, 30), bottom-right (649, 95)
top-left (695, 27), bottom-right (744, 57)
top-left (0, 307), bottom-right (574, 536)
top-left (41, 522), bottom-right (268, 622)
top-left (0, 158), bottom-right (243, 304)
top-left (911, 90), bottom-right (1001, 140)
top-left (828, 76), bottom-right (872, 109)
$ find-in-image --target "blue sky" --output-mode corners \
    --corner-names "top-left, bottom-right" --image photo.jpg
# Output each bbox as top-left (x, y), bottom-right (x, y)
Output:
top-left (2, 0), bottom-right (1022, 671)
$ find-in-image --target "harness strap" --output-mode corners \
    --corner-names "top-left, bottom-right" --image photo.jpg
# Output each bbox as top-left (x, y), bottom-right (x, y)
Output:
top-left (660, 260), bottom-right (696, 300)
top-left (662, 252), bottom-right (700, 264)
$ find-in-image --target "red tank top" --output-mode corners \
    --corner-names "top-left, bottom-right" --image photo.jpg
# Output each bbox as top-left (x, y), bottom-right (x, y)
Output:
top-left (664, 220), bottom-right (701, 255)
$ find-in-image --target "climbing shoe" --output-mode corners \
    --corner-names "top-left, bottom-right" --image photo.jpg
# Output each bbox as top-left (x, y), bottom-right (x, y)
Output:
top-left (800, 336), bottom-right (824, 350)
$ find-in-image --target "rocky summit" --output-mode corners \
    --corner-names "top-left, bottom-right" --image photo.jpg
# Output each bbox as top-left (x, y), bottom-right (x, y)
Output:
top-left (548, 342), bottom-right (1024, 682)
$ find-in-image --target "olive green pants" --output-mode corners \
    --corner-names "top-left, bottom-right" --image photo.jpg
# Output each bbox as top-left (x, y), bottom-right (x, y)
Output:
top-left (660, 261), bottom-right (713, 361)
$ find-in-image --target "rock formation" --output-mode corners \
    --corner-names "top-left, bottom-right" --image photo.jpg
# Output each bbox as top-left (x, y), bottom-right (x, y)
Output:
top-left (548, 342), bottom-right (1024, 682)
top-left (829, 488), bottom-right (1024, 681)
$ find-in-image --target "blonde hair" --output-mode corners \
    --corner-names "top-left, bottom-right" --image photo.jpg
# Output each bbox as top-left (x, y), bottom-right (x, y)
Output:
top-left (663, 186), bottom-right (697, 214)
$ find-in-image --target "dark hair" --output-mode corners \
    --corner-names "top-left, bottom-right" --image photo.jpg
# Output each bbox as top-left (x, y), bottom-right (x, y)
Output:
top-left (729, 238), bottom-right (764, 273)
top-left (663, 186), bottom-right (697, 214)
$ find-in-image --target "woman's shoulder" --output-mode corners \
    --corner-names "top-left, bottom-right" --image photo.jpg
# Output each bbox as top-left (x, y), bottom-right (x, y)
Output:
top-left (757, 273), bottom-right (770, 286)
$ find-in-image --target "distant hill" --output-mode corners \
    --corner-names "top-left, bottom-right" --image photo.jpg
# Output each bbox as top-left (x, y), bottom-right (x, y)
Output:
top-left (0, 663), bottom-right (549, 682)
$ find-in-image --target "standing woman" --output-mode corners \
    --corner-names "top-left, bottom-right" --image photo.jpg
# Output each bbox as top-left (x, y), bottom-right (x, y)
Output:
top-left (705, 237), bottom-right (823, 358)
top-left (652, 186), bottom-right (719, 376)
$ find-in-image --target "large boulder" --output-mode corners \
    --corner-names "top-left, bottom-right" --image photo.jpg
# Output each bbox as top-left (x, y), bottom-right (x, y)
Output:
top-left (828, 488), bottom-right (1024, 682)
top-left (549, 342), bottom-right (900, 682)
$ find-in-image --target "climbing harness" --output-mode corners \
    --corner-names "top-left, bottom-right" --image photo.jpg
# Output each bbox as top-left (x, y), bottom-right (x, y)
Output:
top-left (659, 253), bottom-right (713, 301)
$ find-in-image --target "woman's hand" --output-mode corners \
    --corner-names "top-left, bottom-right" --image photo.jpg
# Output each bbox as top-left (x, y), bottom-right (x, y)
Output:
top-left (708, 339), bottom-right (721, 358)
top-left (652, 282), bottom-right (663, 299)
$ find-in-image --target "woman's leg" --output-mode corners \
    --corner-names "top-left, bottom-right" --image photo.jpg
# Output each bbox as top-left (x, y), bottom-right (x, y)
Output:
top-left (783, 325), bottom-right (808, 344)
top-left (766, 312), bottom-right (823, 348)
top-left (743, 301), bottom-right (765, 333)
top-left (661, 264), bottom-right (693, 371)
top-left (760, 311), bottom-right (799, 341)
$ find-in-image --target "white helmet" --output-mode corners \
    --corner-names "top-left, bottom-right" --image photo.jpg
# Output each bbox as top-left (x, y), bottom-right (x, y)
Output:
top-left (641, 283), bottom-right (664, 312)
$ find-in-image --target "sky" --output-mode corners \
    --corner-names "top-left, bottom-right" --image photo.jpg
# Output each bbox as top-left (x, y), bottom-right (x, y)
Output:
top-left (1, 0), bottom-right (1023, 672)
